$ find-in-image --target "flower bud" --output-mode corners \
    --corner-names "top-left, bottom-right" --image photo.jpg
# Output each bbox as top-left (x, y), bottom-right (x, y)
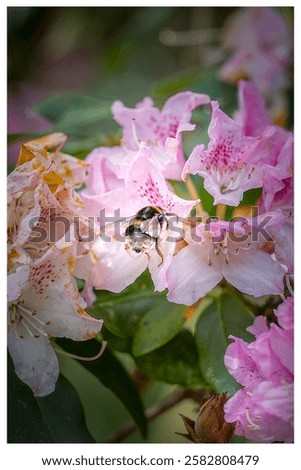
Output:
top-left (179, 393), bottom-right (235, 443)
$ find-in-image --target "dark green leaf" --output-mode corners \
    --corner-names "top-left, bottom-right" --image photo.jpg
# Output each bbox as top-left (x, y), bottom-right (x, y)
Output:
top-left (102, 327), bottom-right (133, 353)
top-left (8, 353), bottom-right (53, 443)
top-left (91, 271), bottom-right (163, 338)
top-left (132, 300), bottom-right (187, 356)
top-left (195, 294), bottom-right (254, 395)
top-left (36, 376), bottom-right (95, 443)
top-left (8, 354), bottom-right (94, 443)
top-left (135, 330), bottom-right (208, 387)
top-left (95, 296), bottom-right (163, 339)
top-left (55, 338), bottom-right (147, 438)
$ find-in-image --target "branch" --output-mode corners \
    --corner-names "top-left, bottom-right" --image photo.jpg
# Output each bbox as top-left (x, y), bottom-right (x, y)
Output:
top-left (105, 388), bottom-right (200, 443)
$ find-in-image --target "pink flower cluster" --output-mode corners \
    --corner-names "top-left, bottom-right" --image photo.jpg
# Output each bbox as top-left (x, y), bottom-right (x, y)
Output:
top-left (7, 79), bottom-right (294, 442)
top-left (224, 297), bottom-right (294, 443)
top-left (219, 7), bottom-right (292, 114)
top-left (77, 83), bottom-right (292, 307)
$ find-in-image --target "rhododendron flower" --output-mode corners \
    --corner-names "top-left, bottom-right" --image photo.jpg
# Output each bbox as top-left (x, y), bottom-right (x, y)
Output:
top-left (81, 92), bottom-right (210, 215)
top-left (182, 100), bottom-right (264, 206)
top-left (8, 134), bottom-right (90, 264)
top-left (8, 246), bottom-right (103, 397)
top-left (76, 143), bottom-right (197, 293)
top-left (8, 133), bottom-right (87, 202)
top-left (7, 133), bottom-right (103, 396)
top-left (237, 82), bottom-right (294, 275)
top-left (112, 91), bottom-right (210, 179)
top-left (183, 81), bottom-right (293, 207)
top-left (238, 81), bottom-right (293, 202)
top-left (11, 172), bottom-right (83, 253)
top-left (224, 297), bottom-right (294, 443)
top-left (167, 213), bottom-right (285, 306)
top-left (219, 7), bottom-right (292, 100)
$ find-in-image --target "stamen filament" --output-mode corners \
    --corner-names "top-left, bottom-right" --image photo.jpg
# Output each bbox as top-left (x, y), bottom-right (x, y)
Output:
top-left (55, 341), bottom-right (107, 362)
top-left (245, 407), bottom-right (261, 430)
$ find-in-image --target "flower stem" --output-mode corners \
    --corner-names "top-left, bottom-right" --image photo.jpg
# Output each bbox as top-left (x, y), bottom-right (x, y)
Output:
top-left (185, 176), bottom-right (205, 218)
top-left (105, 388), bottom-right (207, 443)
top-left (216, 203), bottom-right (226, 220)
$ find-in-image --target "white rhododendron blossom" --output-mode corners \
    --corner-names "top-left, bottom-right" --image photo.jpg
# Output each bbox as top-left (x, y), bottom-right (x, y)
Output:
top-left (7, 134), bottom-right (103, 396)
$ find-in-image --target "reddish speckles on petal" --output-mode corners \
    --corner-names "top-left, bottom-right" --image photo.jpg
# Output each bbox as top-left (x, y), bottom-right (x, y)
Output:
top-left (201, 133), bottom-right (244, 172)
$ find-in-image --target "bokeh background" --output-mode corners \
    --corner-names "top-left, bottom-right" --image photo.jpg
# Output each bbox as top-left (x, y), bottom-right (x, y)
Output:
top-left (8, 7), bottom-right (239, 166)
top-left (7, 6), bottom-right (293, 443)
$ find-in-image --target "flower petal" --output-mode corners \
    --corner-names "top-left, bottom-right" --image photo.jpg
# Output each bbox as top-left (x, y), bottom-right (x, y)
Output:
top-left (167, 244), bottom-right (223, 305)
top-left (91, 237), bottom-right (148, 293)
top-left (237, 80), bottom-right (271, 136)
top-left (7, 265), bottom-right (30, 302)
top-left (224, 338), bottom-right (261, 388)
top-left (126, 145), bottom-right (197, 217)
top-left (8, 329), bottom-right (59, 397)
top-left (20, 246), bottom-right (103, 340)
top-left (224, 248), bottom-right (285, 296)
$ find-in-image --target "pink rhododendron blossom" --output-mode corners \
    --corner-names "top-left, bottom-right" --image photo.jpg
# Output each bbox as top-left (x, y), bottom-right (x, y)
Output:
top-left (82, 143), bottom-right (197, 218)
top-left (224, 297), bottom-right (293, 443)
top-left (219, 7), bottom-right (292, 100)
top-left (183, 82), bottom-right (293, 207)
top-left (77, 143), bottom-right (198, 294)
top-left (112, 92), bottom-right (210, 179)
top-left (8, 246), bottom-right (103, 397)
top-left (167, 213), bottom-right (285, 306)
top-left (238, 82), bottom-right (293, 188)
top-left (260, 132), bottom-right (293, 212)
top-left (182, 100), bottom-right (263, 206)
top-left (261, 173), bottom-right (293, 275)
top-left (237, 81), bottom-right (294, 273)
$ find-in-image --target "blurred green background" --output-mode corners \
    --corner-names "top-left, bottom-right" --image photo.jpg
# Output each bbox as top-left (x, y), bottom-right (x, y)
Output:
top-left (8, 7), bottom-right (237, 165)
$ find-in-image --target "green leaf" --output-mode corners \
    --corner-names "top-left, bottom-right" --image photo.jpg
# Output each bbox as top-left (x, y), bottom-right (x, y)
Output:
top-left (95, 295), bottom-right (163, 339)
top-left (33, 92), bottom-right (110, 122)
top-left (102, 327), bottom-right (133, 353)
top-left (33, 92), bottom-right (116, 138)
top-left (55, 338), bottom-right (147, 438)
top-left (36, 376), bottom-right (95, 443)
top-left (132, 299), bottom-right (187, 357)
top-left (135, 330), bottom-right (208, 387)
top-left (195, 293), bottom-right (254, 395)
top-left (8, 354), bottom-right (94, 443)
top-left (240, 187), bottom-right (263, 206)
top-left (91, 271), bottom-right (163, 338)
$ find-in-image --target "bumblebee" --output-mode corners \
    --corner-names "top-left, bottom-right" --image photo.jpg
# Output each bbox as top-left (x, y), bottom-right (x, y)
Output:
top-left (125, 206), bottom-right (169, 264)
